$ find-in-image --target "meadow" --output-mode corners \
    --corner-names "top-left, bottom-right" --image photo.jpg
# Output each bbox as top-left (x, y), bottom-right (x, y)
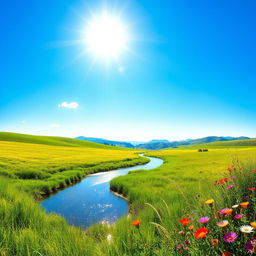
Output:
top-left (0, 132), bottom-right (255, 255)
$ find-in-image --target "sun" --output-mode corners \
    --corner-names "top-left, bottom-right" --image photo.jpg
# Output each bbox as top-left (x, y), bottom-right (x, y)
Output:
top-left (85, 12), bottom-right (128, 61)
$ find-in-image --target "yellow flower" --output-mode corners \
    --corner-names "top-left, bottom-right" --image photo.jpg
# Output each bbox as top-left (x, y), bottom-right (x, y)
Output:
top-left (250, 221), bottom-right (256, 228)
top-left (205, 199), bottom-right (214, 205)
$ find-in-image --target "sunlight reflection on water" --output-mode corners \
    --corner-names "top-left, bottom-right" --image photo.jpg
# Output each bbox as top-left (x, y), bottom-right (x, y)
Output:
top-left (41, 154), bottom-right (163, 229)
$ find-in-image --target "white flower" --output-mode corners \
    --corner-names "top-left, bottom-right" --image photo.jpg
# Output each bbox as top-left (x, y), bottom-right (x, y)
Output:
top-left (232, 204), bottom-right (239, 209)
top-left (107, 234), bottom-right (112, 243)
top-left (240, 225), bottom-right (254, 233)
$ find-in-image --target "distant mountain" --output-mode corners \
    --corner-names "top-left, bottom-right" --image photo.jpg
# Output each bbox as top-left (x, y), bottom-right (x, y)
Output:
top-left (147, 139), bottom-right (170, 144)
top-left (75, 136), bottom-right (251, 150)
top-left (135, 136), bottom-right (251, 150)
top-left (75, 136), bottom-right (134, 148)
top-left (188, 136), bottom-right (251, 145)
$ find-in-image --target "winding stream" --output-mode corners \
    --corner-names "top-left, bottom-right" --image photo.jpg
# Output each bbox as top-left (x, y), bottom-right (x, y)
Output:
top-left (41, 154), bottom-right (163, 229)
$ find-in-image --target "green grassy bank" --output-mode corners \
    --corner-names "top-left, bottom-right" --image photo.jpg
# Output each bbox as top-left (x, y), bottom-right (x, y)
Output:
top-left (0, 133), bottom-right (255, 255)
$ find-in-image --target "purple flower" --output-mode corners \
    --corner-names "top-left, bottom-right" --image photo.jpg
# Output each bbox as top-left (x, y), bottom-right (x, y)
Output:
top-left (223, 232), bottom-right (238, 243)
top-left (245, 238), bottom-right (256, 254)
top-left (199, 216), bottom-right (210, 223)
top-left (226, 185), bottom-right (234, 190)
top-left (234, 214), bottom-right (243, 219)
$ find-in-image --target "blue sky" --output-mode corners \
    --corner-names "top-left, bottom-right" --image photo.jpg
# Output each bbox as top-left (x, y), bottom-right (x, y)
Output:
top-left (1, 0), bottom-right (256, 141)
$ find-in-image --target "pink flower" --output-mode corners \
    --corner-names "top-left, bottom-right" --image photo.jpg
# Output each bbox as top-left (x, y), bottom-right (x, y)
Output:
top-left (226, 185), bottom-right (234, 189)
top-left (223, 232), bottom-right (238, 243)
top-left (234, 214), bottom-right (243, 219)
top-left (219, 208), bottom-right (229, 215)
top-left (199, 216), bottom-right (210, 223)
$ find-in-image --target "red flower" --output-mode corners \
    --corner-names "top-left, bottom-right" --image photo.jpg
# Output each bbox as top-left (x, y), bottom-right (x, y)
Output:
top-left (222, 252), bottom-right (232, 256)
top-left (179, 218), bottom-right (190, 226)
top-left (226, 167), bottom-right (232, 172)
top-left (249, 187), bottom-right (255, 191)
top-left (218, 178), bottom-right (228, 185)
top-left (132, 220), bottom-right (141, 227)
top-left (194, 228), bottom-right (208, 239)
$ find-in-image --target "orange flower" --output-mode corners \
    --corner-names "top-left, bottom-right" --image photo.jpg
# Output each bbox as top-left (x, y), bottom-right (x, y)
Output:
top-left (250, 221), bottom-right (256, 228)
top-left (194, 228), bottom-right (208, 239)
top-left (225, 209), bottom-right (233, 215)
top-left (132, 220), bottom-right (141, 227)
top-left (188, 225), bottom-right (194, 230)
top-left (222, 252), bottom-right (231, 256)
top-left (179, 218), bottom-right (190, 226)
top-left (240, 202), bottom-right (249, 208)
top-left (211, 238), bottom-right (219, 246)
top-left (219, 178), bottom-right (228, 185)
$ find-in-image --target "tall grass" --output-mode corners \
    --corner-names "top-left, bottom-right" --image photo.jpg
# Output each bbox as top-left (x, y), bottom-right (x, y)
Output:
top-left (1, 137), bottom-right (256, 255)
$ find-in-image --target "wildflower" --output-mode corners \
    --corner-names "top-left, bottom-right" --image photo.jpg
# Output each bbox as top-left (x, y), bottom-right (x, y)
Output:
top-left (199, 216), bottom-right (210, 223)
top-left (176, 244), bottom-right (183, 249)
top-left (205, 199), bottom-right (214, 206)
top-left (249, 187), bottom-right (255, 191)
top-left (219, 178), bottom-right (228, 185)
top-left (211, 238), bottom-right (219, 246)
top-left (251, 169), bottom-right (256, 173)
top-left (226, 185), bottom-right (234, 189)
top-left (240, 202), bottom-right (249, 208)
top-left (245, 238), bottom-right (256, 254)
top-left (132, 220), bottom-right (141, 227)
top-left (178, 230), bottom-right (184, 235)
top-left (232, 204), bottom-right (239, 209)
top-left (194, 228), bottom-right (208, 239)
top-left (217, 220), bottom-right (229, 227)
top-left (250, 222), bottom-right (256, 228)
top-left (230, 176), bottom-right (236, 179)
top-left (234, 214), bottom-right (243, 219)
top-left (222, 252), bottom-right (232, 256)
top-left (219, 208), bottom-right (229, 215)
top-left (225, 209), bottom-right (233, 215)
top-left (240, 225), bottom-right (254, 233)
top-left (179, 218), bottom-right (190, 226)
top-left (107, 234), bottom-right (112, 243)
top-left (226, 167), bottom-right (232, 172)
top-left (185, 240), bottom-right (190, 245)
top-left (223, 232), bottom-right (238, 243)
top-left (188, 225), bottom-right (194, 230)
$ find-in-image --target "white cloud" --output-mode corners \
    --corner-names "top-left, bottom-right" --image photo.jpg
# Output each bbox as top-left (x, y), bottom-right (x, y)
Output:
top-left (58, 102), bottom-right (79, 109)
top-left (49, 124), bottom-right (61, 128)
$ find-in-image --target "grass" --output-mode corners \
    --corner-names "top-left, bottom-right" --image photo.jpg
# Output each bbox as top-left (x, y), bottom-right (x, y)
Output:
top-left (183, 138), bottom-right (256, 148)
top-left (0, 134), bottom-right (147, 198)
top-left (0, 132), bottom-right (131, 149)
top-left (0, 133), bottom-right (255, 255)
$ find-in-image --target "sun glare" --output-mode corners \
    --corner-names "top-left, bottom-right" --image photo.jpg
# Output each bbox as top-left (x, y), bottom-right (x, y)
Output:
top-left (85, 13), bottom-right (128, 60)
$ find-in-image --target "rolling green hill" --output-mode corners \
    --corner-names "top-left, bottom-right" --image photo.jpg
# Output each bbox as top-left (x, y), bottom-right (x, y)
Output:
top-left (0, 132), bottom-right (127, 149)
top-left (186, 138), bottom-right (256, 148)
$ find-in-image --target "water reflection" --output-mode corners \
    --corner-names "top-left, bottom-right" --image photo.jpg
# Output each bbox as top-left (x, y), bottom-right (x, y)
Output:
top-left (41, 154), bottom-right (163, 229)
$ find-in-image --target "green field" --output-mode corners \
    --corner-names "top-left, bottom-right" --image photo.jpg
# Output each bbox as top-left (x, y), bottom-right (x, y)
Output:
top-left (0, 132), bottom-right (255, 255)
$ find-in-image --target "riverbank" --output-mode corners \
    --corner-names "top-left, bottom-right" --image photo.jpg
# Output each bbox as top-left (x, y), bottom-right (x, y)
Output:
top-left (40, 155), bottom-right (163, 229)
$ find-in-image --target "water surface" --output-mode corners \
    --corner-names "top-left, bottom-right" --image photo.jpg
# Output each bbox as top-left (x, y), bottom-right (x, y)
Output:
top-left (41, 154), bottom-right (163, 229)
